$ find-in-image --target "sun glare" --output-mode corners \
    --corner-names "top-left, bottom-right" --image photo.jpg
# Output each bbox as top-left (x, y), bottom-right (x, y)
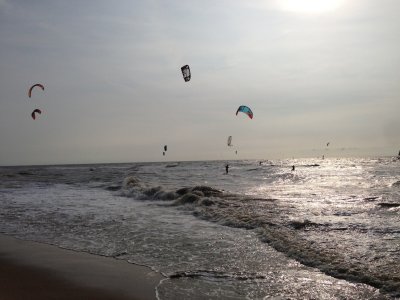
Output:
top-left (278, 0), bottom-right (344, 14)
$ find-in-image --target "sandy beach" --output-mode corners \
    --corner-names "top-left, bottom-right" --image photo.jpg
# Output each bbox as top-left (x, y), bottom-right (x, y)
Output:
top-left (0, 234), bottom-right (164, 300)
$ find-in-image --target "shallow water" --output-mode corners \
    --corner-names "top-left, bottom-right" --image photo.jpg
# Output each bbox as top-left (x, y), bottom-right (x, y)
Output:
top-left (0, 157), bottom-right (399, 299)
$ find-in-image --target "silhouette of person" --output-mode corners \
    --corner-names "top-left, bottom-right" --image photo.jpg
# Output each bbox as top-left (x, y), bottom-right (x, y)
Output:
top-left (225, 164), bottom-right (229, 174)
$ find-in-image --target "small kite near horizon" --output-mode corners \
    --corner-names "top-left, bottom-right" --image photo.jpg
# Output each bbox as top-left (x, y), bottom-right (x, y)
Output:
top-left (227, 136), bottom-right (233, 147)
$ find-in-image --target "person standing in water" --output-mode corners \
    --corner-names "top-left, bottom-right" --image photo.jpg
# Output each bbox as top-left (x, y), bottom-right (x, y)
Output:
top-left (292, 165), bottom-right (295, 171)
top-left (225, 164), bottom-right (229, 174)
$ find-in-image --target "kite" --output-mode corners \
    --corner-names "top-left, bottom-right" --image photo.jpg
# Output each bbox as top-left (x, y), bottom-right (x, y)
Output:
top-left (227, 136), bottom-right (232, 147)
top-left (28, 84), bottom-right (44, 98)
top-left (181, 65), bottom-right (191, 82)
top-left (31, 109), bottom-right (42, 120)
top-left (236, 105), bottom-right (253, 119)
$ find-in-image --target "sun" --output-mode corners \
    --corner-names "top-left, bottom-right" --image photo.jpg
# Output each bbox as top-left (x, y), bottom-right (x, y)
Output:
top-left (277, 0), bottom-right (344, 14)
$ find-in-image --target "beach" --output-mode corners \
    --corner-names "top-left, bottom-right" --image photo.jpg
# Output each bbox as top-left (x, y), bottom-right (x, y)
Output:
top-left (0, 234), bottom-right (163, 300)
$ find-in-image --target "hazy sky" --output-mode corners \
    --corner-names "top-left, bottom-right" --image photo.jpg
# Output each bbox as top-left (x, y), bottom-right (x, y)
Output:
top-left (1, 0), bottom-right (399, 165)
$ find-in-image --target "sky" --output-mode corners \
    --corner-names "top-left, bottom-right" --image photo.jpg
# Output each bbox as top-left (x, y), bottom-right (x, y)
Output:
top-left (0, 0), bottom-right (399, 165)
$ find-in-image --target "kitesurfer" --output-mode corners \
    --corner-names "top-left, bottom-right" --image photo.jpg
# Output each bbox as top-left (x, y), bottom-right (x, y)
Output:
top-left (292, 165), bottom-right (295, 171)
top-left (225, 164), bottom-right (229, 174)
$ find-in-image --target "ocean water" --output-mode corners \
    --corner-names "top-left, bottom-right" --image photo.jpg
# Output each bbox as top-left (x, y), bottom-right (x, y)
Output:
top-left (0, 157), bottom-right (399, 299)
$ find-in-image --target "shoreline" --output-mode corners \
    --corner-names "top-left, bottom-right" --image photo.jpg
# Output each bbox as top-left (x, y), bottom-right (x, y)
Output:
top-left (0, 234), bottom-right (164, 300)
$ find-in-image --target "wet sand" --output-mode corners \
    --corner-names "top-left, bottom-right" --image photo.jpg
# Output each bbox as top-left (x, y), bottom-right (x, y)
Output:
top-left (0, 234), bottom-right (164, 300)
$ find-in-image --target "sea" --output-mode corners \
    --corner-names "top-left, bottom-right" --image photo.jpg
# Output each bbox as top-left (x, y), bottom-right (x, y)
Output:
top-left (0, 157), bottom-right (399, 299)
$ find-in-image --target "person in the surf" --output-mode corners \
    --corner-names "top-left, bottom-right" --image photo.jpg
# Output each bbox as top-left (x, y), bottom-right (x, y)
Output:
top-left (225, 164), bottom-right (229, 174)
top-left (291, 165), bottom-right (295, 171)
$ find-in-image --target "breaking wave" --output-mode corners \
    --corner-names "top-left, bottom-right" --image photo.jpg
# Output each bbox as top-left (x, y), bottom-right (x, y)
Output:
top-left (115, 175), bottom-right (400, 297)
top-left (392, 180), bottom-right (400, 188)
